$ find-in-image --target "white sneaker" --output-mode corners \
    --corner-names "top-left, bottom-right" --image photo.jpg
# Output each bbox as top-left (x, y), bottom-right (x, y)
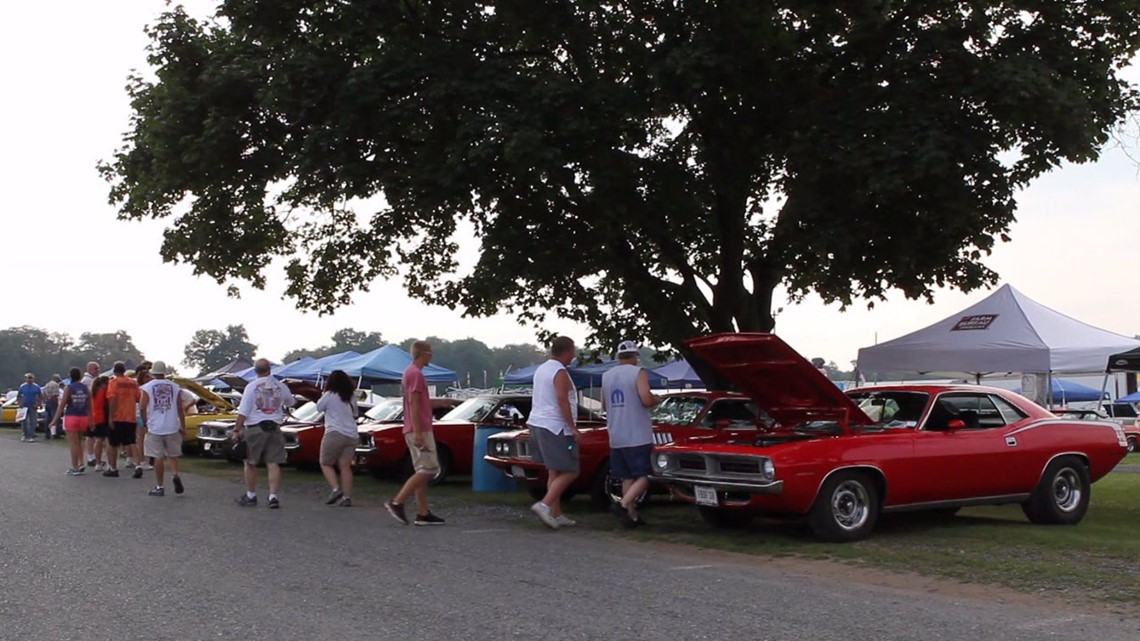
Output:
top-left (530, 502), bottom-right (560, 530)
top-left (554, 514), bottom-right (577, 527)
top-left (141, 463), bottom-right (154, 471)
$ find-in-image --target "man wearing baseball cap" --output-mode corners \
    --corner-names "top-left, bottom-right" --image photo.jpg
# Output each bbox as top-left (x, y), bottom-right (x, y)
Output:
top-left (601, 340), bottom-right (660, 526)
top-left (138, 361), bottom-right (187, 497)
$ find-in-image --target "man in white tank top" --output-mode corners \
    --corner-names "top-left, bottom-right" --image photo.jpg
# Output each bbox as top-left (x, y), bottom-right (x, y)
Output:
top-left (527, 336), bottom-right (580, 530)
top-left (601, 341), bottom-right (660, 526)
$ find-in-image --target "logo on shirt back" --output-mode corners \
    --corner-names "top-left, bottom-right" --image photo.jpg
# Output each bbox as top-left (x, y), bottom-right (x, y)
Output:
top-left (609, 388), bottom-right (626, 407)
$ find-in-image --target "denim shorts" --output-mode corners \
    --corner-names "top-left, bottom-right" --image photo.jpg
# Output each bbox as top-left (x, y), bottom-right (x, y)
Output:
top-left (610, 444), bottom-right (652, 480)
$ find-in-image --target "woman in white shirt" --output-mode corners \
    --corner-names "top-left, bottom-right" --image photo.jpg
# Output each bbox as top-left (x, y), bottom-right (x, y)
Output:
top-left (317, 370), bottom-right (359, 507)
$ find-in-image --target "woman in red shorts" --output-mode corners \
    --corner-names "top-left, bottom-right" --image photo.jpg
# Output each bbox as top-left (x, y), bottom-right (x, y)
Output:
top-left (52, 367), bottom-right (93, 475)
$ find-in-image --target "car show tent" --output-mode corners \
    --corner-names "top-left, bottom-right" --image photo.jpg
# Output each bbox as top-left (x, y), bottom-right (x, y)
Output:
top-left (500, 359), bottom-right (670, 389)
top-left (193, 356), bottom-right (255, 384)
top-left (857, 284), bottom-right (1140, 377)
top-left (1012, 377), bottom-right (1108, 404)
top-left (324, 344), bottom-right (458, 383)
top-left (649, 359), bottom-right (705, 389)
top-left (275, 351), bottom-right (360, 380)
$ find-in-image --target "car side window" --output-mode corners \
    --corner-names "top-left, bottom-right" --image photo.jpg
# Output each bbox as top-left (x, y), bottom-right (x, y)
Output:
top-left (989, 395), bottom-right (1026, 424)
top-left (925, 393), bottom-right (1001, 430)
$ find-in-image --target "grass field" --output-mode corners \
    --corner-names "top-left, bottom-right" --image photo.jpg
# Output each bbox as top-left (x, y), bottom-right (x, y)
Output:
top-left (24, 434), bottom-right (1140, 605)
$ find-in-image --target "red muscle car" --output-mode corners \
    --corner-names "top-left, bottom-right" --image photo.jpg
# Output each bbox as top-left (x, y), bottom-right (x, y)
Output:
top-left (483, 391), bottom-right (762, 508)
top-left (356, 394), bottom-right (603, 483)
top-left (651, 332), bottom-right (1130, 541)
top-left (352, 397), bottom-right (462, 473)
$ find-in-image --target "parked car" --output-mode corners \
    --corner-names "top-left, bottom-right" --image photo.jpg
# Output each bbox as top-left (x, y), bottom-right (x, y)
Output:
top-left (279, 393), bottom-right (399, 467)
top-left (0, 398), bottom-right (46, 428)
top-left (195, 379), bottom-right (323, 459)
top-left (650, 332), bottom-right (1130, 541)
top-left (483, 391), bottom-right (762, 508)
top-left (352, 397), bottom-right (463, 469)
top-left (355, 394), bottom-right (604, 483)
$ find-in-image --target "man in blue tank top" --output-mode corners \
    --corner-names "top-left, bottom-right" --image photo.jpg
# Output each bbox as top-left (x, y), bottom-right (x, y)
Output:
top-left (601, 341), bottom-right (660, 526)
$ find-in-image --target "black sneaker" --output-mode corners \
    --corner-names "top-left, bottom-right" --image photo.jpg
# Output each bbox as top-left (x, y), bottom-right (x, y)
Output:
top-left (103, 469), bottom-right (120, 478)
top-left (634, 516), bottom-right (649, 527)
top-left (414, 512), bottom-right (445, 526)
top-left (338, 497), bottom-right (352, 507)
top-left (235, 494), bottom-right (257, 507)
top-left (325, 488), bottom-right (344, 505)
top-left (172, 475), bottom-right (184, 495)
top-left (132, 467), bottom-right (144, 479)
top-left (87, 458), bottom-right (97, 468)
top-left (384, 500), bottom-right (409, 525)
top-left (267, 496), bottom-right (280, 509)
top-left (617, 504), bottom-right (637, 528)
top-left (148, 487), bottom-right (165, 497)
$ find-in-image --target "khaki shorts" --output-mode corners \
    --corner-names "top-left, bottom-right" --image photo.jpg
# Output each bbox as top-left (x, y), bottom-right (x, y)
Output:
top-left (320, 431), bottom-right (357, 466)
top-left (144, 432), bottom-right (183, 458)
top-left (404, 431), bottom-right (440, 474)
top-left (245, 424), bottom-right (287, 466)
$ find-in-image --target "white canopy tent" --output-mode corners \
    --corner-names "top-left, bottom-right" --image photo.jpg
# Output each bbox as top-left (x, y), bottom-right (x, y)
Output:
top-left (857, 284), bottom-right (1140, 378)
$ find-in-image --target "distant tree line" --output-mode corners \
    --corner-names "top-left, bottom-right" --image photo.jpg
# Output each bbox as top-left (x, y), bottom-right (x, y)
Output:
top-left (0, 326), bottom-right (146, 391)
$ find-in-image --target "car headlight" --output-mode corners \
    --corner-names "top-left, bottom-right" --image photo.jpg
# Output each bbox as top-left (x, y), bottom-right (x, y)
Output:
top-left (762, 458), bottom-right (775, 480)
top-left (655, 453), bottom-right (669, 470)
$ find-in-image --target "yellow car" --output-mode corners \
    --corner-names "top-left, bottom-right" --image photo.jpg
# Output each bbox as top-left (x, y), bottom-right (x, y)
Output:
top-left (172, 377), bottom-right (239, 449)
top-left (1, 398), bottom-right (46, 427)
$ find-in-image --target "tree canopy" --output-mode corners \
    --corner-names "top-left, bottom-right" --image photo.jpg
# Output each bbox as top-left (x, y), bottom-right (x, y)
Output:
top-left (283, 328), bottom-right (386, 361)
top-left (103, 1), bottom-right (1140, 377)
top-left (183, 324), bottom-right (257, 375)
top-left (0, 326), bottom-right (145, 389)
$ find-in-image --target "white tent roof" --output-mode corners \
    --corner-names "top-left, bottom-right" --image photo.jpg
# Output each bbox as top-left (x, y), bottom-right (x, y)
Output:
top-left (857, 284), bottom-right (1140, 375)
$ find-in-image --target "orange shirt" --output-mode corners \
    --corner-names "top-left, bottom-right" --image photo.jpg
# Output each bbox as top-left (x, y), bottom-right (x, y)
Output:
top-left (107, 375), bottom-right (141, 423)
top-left (92, 387), bottom-right (108, 424)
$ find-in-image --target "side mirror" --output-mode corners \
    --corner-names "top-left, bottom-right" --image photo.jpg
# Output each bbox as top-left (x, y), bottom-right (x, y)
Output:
top-left (947, 418), bottom-right (966, 431)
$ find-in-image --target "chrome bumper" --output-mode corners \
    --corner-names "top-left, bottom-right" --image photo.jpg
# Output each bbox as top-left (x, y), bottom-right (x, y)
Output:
top-left (650, 474), bottom-right (784, 494)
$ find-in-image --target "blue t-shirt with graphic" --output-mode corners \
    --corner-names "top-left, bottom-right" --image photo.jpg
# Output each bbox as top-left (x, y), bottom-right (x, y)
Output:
top-left (18, 382), bottom-right (41, 408)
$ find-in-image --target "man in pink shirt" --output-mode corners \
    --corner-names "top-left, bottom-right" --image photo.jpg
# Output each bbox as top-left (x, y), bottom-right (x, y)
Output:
top-left (384, 341), bottom-right (445, 526)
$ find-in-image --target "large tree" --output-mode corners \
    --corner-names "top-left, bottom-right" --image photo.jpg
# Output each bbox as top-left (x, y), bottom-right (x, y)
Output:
top-left (75, 331), bottom-right (145, 369)
top-left (183, 324), bottom-right (257, 374)
top-left (102, 2), bottom-right (1140, 382)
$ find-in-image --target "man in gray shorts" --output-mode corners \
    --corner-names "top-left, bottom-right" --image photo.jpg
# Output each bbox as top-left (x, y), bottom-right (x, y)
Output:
top-left (138, 361), bottom-right (186, 497)
top-left (233, 359), bottom-right (295, 509)
top-left (527, 336), bottom-right (580, 530)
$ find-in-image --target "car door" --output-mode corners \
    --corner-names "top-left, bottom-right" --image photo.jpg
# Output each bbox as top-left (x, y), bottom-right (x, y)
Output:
top-left (911, 392), bottom-right (1025, 501)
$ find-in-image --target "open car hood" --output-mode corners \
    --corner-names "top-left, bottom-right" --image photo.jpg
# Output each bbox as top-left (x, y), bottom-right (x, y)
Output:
top-left (685, 333), bottom-right (872, 431)
top-left (173, 377), bottom-right (236, 412)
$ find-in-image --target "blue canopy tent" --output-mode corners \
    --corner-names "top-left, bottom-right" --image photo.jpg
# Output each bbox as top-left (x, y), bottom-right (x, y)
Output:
top-left (324, 344), bottom-right (457, 383)
top-left (1013, 377), bottom-right (1108, 404)
top-left (271, 356), bottom-right (316, 379)
top-left (500, 359), bottom-right (668, 388)
top-left (276, 351), bottom-right (361, 381)
top-left (649, 360), bottom-right (705, 389)
top-left (1118, 390), bottom-right (1140, 403)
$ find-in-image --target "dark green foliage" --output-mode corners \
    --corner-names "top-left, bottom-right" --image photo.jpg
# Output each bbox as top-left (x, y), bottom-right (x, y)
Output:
top-left (0, 327), bottom-right (145, 389)
top-left (101, 1), bottom-right (1140, 377)
top-left (183, 324), bottom-right (257, 375)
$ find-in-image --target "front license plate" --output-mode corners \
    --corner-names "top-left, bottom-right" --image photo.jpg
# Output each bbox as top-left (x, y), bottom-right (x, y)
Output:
top-left (203, 443), bottom-right (212, 451)
top-left (510, 465), bottom-right (525, 479)
top-left (694, 485), bottom-right (718, 506)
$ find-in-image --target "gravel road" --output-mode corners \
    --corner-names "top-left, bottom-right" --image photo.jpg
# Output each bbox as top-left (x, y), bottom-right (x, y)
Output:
top-left (2, 434), bottom-right (1138, 641)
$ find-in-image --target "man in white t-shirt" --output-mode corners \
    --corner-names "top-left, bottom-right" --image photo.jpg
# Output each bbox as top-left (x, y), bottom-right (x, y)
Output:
top-left (527, 336), bottom-right (580, 530)
top-left (233, 358), bottom-right (295, 509)
top-left (139, 361), bottom-right (186, 497)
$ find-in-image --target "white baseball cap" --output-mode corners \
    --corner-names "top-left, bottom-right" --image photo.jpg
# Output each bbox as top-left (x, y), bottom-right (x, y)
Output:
top-left (616, 340), bottom-right (640, 356)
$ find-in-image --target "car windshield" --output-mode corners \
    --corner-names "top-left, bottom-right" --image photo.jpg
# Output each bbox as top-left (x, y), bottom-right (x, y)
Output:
top-left (365, 398), bottom-right (403, 421)
top-left (653, 396), bottom-right (707, 424)
top-left (290, 401), bottom-right (322, 422)
top-left (845, 390), bottom-right (930, 428)
top-left (442, 398), bottom-right (500, 423)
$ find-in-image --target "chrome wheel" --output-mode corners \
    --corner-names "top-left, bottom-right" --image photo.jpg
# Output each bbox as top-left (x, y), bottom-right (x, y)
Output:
top-left (830, 479), bottom-right (871, 531)
top-left (1052, 468), bottom-right (1083, 513)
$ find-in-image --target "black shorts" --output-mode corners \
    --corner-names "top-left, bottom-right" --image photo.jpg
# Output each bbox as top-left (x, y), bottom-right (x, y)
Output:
top-left (109, 421), bottom-right (137, 447)
top-left (87, 422), bottom-right (110, 438)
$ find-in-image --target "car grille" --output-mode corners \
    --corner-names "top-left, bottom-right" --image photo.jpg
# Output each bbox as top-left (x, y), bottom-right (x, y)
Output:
top-left (678, 455), bottom-right (707, 471)
top-left (517, 441), bottom-right (531, 458)
top-left (718, 459), bottom-right (761, 474)
top-left (358, 434), bottom-right (373, 449)
top-left (283, 433), bottom-right (297, 445)
top-left (652, 431), bottom-right (674, 445)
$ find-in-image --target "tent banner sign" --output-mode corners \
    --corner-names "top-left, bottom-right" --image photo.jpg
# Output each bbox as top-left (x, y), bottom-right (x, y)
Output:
top-left (951, 314), bottom-right (999, 331)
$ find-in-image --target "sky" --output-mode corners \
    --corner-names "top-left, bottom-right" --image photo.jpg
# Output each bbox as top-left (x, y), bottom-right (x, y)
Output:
top-left (2, 2), bottom-right (1139, 373)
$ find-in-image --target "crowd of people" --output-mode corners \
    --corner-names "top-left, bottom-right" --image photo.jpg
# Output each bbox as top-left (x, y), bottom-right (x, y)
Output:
top-left (10, 336), bottom-right (658, 530)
